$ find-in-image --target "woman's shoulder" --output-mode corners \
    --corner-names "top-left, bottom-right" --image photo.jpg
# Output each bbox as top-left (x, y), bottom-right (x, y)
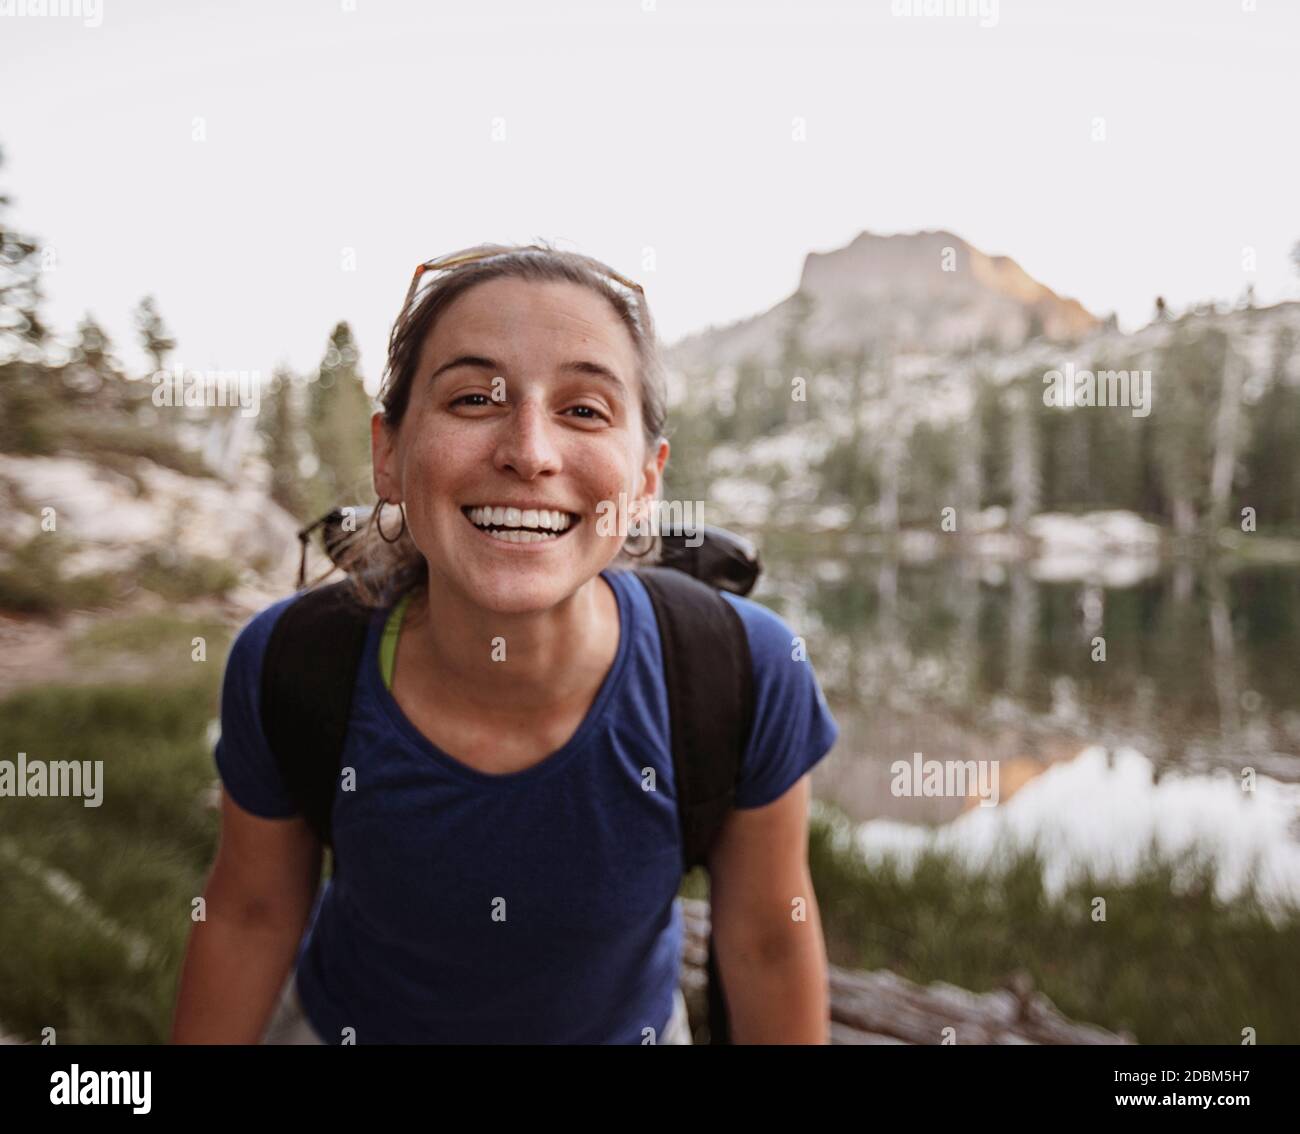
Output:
top-left (718, 589), bottom-right (798, 651)
top-left (215, 593), bottom-right (309, 818)
top-left (718, 589), bottom-right (839, 809)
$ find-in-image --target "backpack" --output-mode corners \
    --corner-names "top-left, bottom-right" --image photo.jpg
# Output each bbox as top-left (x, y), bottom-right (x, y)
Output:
top-left (259, 519), bottom-right (762, 1045)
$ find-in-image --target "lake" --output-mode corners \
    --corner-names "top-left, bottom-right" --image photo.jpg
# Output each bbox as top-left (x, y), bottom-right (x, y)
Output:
top-left (753, 551), bottom-right (1300, 909)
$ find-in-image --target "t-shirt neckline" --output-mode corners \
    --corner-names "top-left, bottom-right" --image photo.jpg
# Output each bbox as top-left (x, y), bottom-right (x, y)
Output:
top-left (364, 567), bottom-right (633, 786)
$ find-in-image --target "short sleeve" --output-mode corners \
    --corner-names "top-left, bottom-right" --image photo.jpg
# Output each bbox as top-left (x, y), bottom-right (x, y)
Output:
top-left (722, 593), bottom-right (840, 810)
top-left (213, 596), bottom-right (302, 819)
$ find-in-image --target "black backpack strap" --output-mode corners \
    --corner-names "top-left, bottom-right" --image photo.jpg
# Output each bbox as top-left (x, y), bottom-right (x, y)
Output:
top-left (259, 578), bottom-right (373, 850)
top-left (635, 565), bottom-right (755, 1045)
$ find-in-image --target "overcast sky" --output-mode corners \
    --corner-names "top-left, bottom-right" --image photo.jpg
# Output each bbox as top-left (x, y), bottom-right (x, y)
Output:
top-left (2, 0), bottom-right (1296, 390)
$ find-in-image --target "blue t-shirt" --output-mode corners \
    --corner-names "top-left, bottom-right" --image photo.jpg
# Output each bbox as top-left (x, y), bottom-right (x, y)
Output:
top-left (214, 565), bottom-right (839, 1044)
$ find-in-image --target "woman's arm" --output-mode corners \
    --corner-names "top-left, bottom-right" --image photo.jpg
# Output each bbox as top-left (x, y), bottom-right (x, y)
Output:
top-left (707, 773), bottom-right (830, 1044)
top-left (171, 790), bottom-right (323, 1044)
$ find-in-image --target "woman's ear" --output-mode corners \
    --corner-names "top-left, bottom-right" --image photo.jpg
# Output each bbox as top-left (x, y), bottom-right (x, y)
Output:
top-left (632, 438), bottom-right (670, 522)
top-left (371, 411), bottom-right (399, 501)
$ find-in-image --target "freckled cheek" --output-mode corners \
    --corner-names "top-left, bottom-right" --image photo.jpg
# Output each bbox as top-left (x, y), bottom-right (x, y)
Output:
top-left (396, 438), bottom-right (469, 531)
top-left (566, 443), bottom-right (638, 511)
top-left (403, 422), bottom-right (487, 482)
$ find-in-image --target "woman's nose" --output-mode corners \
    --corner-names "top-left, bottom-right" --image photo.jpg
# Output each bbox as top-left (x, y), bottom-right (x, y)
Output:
top-left (492, 398), bottom-right (562, 479)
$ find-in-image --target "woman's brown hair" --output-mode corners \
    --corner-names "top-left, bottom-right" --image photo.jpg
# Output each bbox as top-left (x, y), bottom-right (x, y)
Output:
top-left (320, 241), bottom-right (670, 607)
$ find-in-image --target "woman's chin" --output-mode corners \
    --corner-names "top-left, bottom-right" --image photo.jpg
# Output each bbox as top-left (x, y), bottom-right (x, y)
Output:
top-left (441, 552), bottom-right (595, 612)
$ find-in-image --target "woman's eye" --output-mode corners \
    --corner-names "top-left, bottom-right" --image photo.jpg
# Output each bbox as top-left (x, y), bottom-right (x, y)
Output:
top-left (449, 395), bottom-right (606, 421)
top-left (565, 405), bottom-right (608, 421)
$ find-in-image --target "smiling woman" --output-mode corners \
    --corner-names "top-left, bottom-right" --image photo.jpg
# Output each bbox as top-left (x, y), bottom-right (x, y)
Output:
top-left (347, 243), bottom-right (670, 615)
top-left (171, 242), bottom-right (840, 1046)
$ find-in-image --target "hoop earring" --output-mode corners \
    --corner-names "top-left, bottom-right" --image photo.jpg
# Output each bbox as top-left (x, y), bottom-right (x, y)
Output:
top-left (623, 499), bottom-right (658, 559)
top-left (376, 498), bottom-right (407, 544)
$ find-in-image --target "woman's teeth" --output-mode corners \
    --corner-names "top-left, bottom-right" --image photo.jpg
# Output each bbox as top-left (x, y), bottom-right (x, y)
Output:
top-left (484, 529), bottom-right (560, 543)
top-left (463, 505), bottom-right (577, 543)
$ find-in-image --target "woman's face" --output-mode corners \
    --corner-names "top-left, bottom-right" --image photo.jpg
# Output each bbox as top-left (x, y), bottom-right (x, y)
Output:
top-left (373, 276), bottom-right (668, 614)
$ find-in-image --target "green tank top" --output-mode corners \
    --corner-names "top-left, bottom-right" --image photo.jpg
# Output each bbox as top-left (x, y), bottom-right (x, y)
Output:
top-left (378, 589), bottom-right (413, 690)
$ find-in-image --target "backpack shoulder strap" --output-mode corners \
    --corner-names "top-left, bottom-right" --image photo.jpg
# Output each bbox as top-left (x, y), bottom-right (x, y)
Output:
top-left (635, 564), bottom-right (755, 1045)
top-left (259, 578), bottom-right (373, 849)
top-left (635, 565), bottom-right (755, 869)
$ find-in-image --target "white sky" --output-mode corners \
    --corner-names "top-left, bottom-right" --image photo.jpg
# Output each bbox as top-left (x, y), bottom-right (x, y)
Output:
top-left (2, 0), bottom-right (1297, 391)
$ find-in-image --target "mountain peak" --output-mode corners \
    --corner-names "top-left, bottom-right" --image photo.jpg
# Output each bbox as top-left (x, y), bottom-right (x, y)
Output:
top-left (667, 228), bottom-right (1100, 372)
top-left (797, 228), bottom-right (1098, 344)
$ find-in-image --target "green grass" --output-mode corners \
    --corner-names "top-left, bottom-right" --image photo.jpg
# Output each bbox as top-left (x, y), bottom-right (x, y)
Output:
top-left (0, 669), bottom-right (225, 1043)
top-left (1216, 529), bottom-right (1300, 565)
top-left (133, 551), bottom-right (241, 603)
top-left (0, 537), bottom-right (121, 615)
top-left (806, 806), bottom-right (1300, 1044)
top-left (70, 611), bottom-right (230, 672)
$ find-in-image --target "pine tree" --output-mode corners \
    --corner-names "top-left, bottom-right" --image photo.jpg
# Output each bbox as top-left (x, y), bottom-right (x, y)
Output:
top-left (305, 322), bottom-right (373, 517)
top-left (1154, 325), bottom-right (1224, 536)
top-left (0, 146), bottom-right (46, 356)
top-left (955, 363), bottom-right (983, 522)
top-left (1007, 379), bottom-right (1041, 530)
top-left (63, 314), bottom-right (126, 409)
top-left (258, 365), bottom-right (307, 519)
top-left (1242, 324), bottom-right (1300, 529)
top-left (0, 149), bottom-right (50, 451)
top-left (133, 295), bottom-right (176, 375)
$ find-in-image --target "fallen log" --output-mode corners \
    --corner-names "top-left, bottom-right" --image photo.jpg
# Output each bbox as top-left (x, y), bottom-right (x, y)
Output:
top-left (678, 897), bottom-right (1135, 1045)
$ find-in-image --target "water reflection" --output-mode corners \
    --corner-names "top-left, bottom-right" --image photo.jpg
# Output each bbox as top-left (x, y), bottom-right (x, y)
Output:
top-left (755, 553), bottom-right (1300, 898)
top-left (851, 746), bottom-right (1300, 910)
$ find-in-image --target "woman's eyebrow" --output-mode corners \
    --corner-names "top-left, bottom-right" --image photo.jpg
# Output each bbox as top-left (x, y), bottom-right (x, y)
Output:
top-left (429, 354), bottom-right (498, 383)
top-left (430, 354), bottom-right (626, 395)
top-left (559, 358), bottom-right (627, 396)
